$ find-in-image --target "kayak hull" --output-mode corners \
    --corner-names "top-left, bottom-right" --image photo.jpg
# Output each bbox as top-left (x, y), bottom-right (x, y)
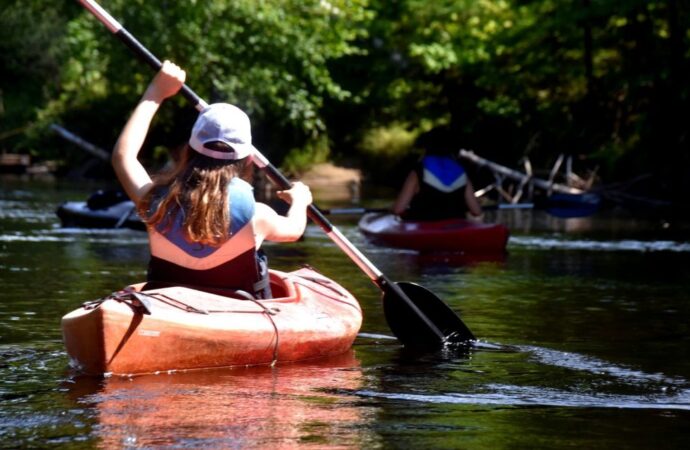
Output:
top-left (61, 268), bottom-right (362, 376)
top-left (358, 213), bottom-right (509, 253)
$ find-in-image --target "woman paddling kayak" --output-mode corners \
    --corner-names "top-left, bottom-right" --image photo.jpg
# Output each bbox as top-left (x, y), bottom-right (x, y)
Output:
top-left (112, 60), bottom-right (313, 298)
top-left (359, 127), bottom-right (509, 255)
top-left (392, 127), bottom-right (482, 221)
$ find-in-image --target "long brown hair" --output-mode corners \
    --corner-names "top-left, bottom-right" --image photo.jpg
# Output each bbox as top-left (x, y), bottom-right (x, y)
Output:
top-left (139, 143), bottom-right (251, 246)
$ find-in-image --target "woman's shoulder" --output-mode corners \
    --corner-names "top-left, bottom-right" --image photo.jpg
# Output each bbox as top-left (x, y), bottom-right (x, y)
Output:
top-left (228, 178), bottom-right (256, 233)
top-left (229, 177), bottom-right (254, 191)
top-left (228, 178), bottom-right (255, 207)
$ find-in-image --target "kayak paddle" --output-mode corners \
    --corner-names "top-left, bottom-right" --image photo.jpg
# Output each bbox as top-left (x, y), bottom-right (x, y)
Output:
top-left (77, 0), bottom-right (475, 347)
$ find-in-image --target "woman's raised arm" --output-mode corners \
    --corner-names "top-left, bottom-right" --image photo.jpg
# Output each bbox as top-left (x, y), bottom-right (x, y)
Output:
top-left (112, 60), bottom-right (185, 204)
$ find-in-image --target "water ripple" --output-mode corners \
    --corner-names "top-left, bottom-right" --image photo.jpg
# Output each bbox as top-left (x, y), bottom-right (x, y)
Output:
top-left (517, 345), bottom-right (687, 386)
top-left (351, 343), bottom-right (690, 411)
top-left (354, 386), bottom-right (690, 410)
top-left (510, 236), bottom-right (690, 252)
top-left (0, 229), bottom-right (148, 245)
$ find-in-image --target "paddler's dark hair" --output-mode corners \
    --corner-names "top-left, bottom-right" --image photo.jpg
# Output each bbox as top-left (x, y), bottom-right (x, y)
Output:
top-left (139, 142), bottom-right (252, 246)
top-left (414, 126), bottom-right (456, 156)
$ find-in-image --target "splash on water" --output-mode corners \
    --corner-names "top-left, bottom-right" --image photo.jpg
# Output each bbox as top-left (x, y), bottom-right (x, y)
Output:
top-left (354, 386), bottom-right (690, 410)
top-left (353, 344), bottom-right (690, 411)
top-left (516, 345), bottom-right (686, 386)
top-left (510, 236), bottom-right (690, 252)
top-left (0, 229), bottom-right (148, 245)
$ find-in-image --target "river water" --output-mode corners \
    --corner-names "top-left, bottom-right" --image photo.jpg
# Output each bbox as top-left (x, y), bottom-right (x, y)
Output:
top-left (1, 177), bottom-right (689, 449)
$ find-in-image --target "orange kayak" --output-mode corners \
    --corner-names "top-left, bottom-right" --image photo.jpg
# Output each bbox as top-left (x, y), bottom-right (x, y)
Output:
top-left (61, 267), bottom-right (362, 376)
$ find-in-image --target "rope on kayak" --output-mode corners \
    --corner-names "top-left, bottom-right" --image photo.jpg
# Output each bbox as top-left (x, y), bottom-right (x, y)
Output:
top-left (135, 291), bottom-right (210, 315)
top-left (245, 298), bottom-right (280, 367)
top-left (82, 287), bottom-right (152, 315)
top-left (295, 275), bottom-right (348, 298)
top-left (148, 292), bottom-right (282, 364)
top-left (293, 271), bottom-right (361, 313)
top-left (84, 288), bottom-right (282, 365)
top-left (83, 288), bottom-right (282, 316)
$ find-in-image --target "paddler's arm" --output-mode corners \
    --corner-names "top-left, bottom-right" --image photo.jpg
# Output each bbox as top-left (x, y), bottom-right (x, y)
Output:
top-left (392, 171), bottom-right (419, 216)
top-left (254, 182), bottom-right (313, 243)
top-left (465, 179), bottom-right (483, 217)
top-left (112, 60), bottom-right (185, 204)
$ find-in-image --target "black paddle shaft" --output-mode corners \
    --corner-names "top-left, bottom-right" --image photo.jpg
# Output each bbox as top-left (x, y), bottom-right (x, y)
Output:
top-left (78, 0), bottom-right (476, 347)
top-left (117, 28), bottom-right (202, 109)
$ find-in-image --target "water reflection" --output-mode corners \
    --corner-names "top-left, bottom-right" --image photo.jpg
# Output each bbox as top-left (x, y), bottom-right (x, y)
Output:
top-left (491, 209), bottom-right (680, 236)
top-left (415, 252), bottom-right (507, 267)
top-left (65, 351), bottom-right (367, 448)
top-left (4, 179), bottom-right (690, 448)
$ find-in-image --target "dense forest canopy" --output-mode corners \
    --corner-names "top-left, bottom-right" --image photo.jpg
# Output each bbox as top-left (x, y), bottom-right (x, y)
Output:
top-left (1, 0), bottom-right (688, 205)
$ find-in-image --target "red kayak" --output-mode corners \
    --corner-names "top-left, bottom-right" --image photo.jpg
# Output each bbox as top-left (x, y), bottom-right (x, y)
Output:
top-left (358, 213), bottom-right (509, 253)
top-left (61, 267), bottom-right (362, 376)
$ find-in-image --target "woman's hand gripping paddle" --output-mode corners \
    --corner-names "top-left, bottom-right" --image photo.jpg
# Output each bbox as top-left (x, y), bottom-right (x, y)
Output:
top-left (77, 0), bottom-right (476, 347)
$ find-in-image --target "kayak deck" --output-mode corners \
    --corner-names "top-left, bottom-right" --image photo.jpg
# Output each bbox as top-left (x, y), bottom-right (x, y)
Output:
top-left (61, 268), bottom-right (362, 376)
top-left (358, 213), bottom-right (509, 253)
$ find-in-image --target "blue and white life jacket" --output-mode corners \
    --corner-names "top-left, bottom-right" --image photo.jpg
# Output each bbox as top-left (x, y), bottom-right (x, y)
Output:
top-left (420, 155), bottom-right (467, 192)
top-left (405, 155), bottom-right (469, 221)
top-left (145, 178), bottom-right (270, 298)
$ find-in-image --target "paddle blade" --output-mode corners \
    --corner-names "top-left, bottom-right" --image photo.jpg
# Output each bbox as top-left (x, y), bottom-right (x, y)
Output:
top-left (382, 282), bottom-right (475, 348)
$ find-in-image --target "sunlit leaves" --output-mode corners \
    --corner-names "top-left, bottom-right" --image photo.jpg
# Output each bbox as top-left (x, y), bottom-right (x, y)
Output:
top-left (409, 43), bottom-right (458, 72)
top-left (1, 0), bottom-right (687, 180)
top-left (55, 0), bottom-right (371, 155)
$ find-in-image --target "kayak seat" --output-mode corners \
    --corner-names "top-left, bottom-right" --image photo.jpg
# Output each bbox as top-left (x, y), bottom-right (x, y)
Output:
top-left (140, 271), bottom-right (290, 301)
top-left (141, 280), bottom-right (257, 301)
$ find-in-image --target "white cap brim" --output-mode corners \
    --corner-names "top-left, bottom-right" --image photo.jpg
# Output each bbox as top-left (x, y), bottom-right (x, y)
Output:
top-left (189, 139), bottom-right (255, 160)
top-left (188, 102), bottom-right (257, 160)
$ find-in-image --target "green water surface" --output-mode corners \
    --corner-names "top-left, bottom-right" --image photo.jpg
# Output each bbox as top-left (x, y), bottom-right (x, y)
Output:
top-left (1, 177), bottom-right (689, 449)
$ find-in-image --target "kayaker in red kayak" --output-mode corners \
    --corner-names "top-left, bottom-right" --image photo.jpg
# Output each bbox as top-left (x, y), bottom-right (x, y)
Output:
top-left (111, 61), bottom-right (313, 298)
top-left (392, 127), bottom-right (482, 221)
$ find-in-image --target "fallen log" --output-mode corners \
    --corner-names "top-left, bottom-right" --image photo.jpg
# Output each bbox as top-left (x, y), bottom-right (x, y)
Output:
top-left (51, 124), bottom-right (110, 162)
top-left (459, 149), bottom-right (585, 196)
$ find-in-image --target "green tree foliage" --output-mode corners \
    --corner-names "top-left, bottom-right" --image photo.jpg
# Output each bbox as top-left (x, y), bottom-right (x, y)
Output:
top-left (337, 0), bottom-right (688, 197)
top-left (1, 0), bottom-right (688, 203)
top-left (5, 0), bottom-right (370, 165)
top-left (0, 0), bottom-right (75, 151)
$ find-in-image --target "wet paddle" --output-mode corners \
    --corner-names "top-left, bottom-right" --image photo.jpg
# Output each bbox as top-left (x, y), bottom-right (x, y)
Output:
top-left (78, 0), bottom-right (475, 347)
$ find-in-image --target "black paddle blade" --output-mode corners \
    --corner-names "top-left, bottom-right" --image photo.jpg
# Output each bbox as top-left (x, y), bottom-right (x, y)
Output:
top-left (382, 281), bottom-right (475, 348)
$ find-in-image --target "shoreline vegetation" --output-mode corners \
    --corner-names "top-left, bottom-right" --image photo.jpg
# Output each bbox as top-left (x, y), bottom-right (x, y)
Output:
top-left (1, 1), bottom-right (688, 216)
top-left (0, 123), bottom-right (679, 220)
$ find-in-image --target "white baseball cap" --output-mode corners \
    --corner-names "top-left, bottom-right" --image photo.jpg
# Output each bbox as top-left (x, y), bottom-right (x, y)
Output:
top-left (189, 103), bottom-right (257, 160)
